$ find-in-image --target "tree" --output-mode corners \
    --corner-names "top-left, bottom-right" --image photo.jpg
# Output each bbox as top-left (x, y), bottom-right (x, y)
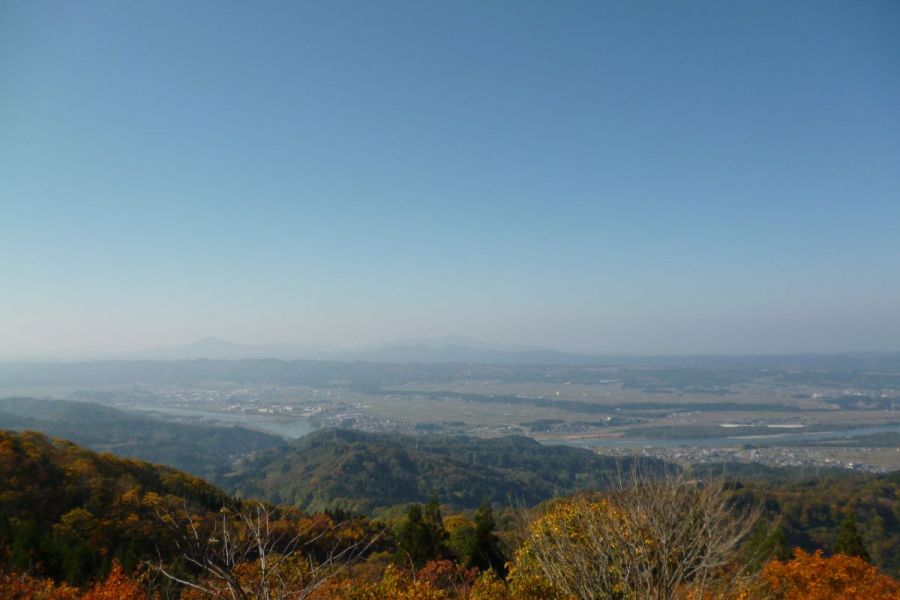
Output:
top-left (150, 502), bottom-right (380, 600)
top-left (445, 514), bottom-right (477, 564)
top-left (395, 500), bottom-right (448, 569)
top-left (423, 495), bottom-right (449, 559)
top-left (51, 508), bottom-right (100, 586)
top-left (744, 521), bottom-right (791, 572)
top-left (310, 564), bottom-right (446, 600)
top-left (81, 562), bottom-right (147, 600)
top-left (468, 499), bottom-right (506, 576)
top-left (0, 571), bottom-right (79, 600)
top-left (834, 511), bottom-right (871, 562)
top-left (762, 548), bottom-right (899, 599)
top-left (510, 469), bottom-right (757, 599)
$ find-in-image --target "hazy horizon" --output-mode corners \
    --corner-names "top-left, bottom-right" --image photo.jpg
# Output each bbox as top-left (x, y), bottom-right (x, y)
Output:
top-left (4, 333), bottom-right (900, 363)
top-left (3, 2), bottom-right (899, 358)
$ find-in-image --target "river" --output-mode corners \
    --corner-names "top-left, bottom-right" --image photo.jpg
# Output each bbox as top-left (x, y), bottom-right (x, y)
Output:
top-left (567, 423), bottom-right (900, 448)
top-left (126, 405), bottom-right (316, 439)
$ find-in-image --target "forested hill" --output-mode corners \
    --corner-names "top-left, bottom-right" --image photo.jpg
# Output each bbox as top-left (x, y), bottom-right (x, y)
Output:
top-left (0, 430), bottom-right (232, 584)
top-left (0, 397), bottom-right (283, 482)
top-left (729, 470), bottom-right (900, 577)
top-left (2, 428), bottom-right (899, 593)
top-left (225, 428), bottom-right (663, 513)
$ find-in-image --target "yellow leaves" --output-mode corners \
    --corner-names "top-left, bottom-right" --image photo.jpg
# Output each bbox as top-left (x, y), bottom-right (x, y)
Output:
top-left (230, 554), bottom-right (316, 596)
top-left (506, 570), bottom-right (568, 600)
top-left (119, 488), bottom-right (140, 507)
top-left (444, 514), bottom-right (475, 535)
top-left (313, 564), bottom-right (574, 600)
top-left (53, 508), bottom-right (97, 542)
top-left (467, 569), bottom-right (566, 600)
top-left (312, 564), bottom-right (448, 600)
top-left (65, 459), bottom-right (95, 481)
top-left (509, 493), bottom-right (641, 597)
top-left (140, 492), bottom-right (162, 507)
top-left (468, 571), bottom-right (509, 600)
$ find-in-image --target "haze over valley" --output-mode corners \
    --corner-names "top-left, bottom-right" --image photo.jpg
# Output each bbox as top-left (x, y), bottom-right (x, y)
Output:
top-left (3, 1), bottom-right (899, 597)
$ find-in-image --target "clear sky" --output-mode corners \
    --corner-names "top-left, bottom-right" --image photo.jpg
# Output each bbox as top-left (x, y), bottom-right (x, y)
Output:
top-left (1, 1), bottom-right (899, 357)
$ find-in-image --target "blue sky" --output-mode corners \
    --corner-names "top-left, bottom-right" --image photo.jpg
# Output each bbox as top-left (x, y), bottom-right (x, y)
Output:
top-left (1, 1), bottom-right (899, 356)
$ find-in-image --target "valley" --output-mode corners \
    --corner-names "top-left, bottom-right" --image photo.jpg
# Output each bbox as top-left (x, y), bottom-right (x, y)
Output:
top-left (2, 354), bottom-right (899, 474)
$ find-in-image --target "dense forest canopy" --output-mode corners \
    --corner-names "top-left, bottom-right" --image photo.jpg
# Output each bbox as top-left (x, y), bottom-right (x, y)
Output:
top-left (0, 429), bottom-right (897, 598)
top-left (226, 428), bottom-right (665, 513)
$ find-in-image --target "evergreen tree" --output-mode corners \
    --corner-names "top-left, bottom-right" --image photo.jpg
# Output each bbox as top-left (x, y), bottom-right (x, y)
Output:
top-left (396, 504), bottom-right (429, 568)
top-left (423, 494), bottom-right (449, 557)
top-left (396, 498), bottom-right (449, 568)
top-left (769, 525), bottom-right (792, 561)
top-left (468, 498), bottom-right (507, 576)
top-left (835, 510), bottom-right (871, 562)
top-left (744, 522), bottom-right (790, 571)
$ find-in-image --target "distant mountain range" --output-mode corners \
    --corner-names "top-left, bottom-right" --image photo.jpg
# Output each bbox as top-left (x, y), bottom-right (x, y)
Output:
top-left (4, 335), bottom-right (900, 371)
top-left (109, 337), bottom-right (900, 369)
top-left (114, 335), bottom-right (603, 365)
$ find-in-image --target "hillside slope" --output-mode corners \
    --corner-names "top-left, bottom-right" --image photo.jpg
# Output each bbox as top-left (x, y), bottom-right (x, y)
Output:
top-left (0, 430), bottom-right (233, 584)
top-left (226, 428), bottom-right (662, 512)
top-left (0, 397), bottom-right (284, 481)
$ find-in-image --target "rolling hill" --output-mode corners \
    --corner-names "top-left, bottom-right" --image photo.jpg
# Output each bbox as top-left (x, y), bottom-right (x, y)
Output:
top-left (0, 429), bottom-right (233, 584)
top-left (0, 397), bottom-right (284, 482)
top-left (225, 428), bottom-right (663, 513)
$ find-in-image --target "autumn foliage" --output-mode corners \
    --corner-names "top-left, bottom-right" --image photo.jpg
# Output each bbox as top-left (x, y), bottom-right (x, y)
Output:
top-left (0, 562), bottom-right (145, 600)
top-left (0, 572), bottom-right (79, 600)
top-left (3, 431), bottom-right (900, 599)
top-left (761, 548), bottom-right (900, 600)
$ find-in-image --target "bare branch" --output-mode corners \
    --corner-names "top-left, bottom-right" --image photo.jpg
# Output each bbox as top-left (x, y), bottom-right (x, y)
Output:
top-left (147, 501), bottom-right (382, 599)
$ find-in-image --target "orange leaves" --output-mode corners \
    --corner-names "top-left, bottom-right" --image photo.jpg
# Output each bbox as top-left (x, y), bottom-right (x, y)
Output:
top-left (417, 559), bottom-right (478, 596)
top-left (80, 563), bottom-right (147, 600)
top-left (0, 563), bottom-right (146, 600)
top-left (762, 548), bottom-right (900, 600)
top-left (0, 572), bottom-right (79, 600)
